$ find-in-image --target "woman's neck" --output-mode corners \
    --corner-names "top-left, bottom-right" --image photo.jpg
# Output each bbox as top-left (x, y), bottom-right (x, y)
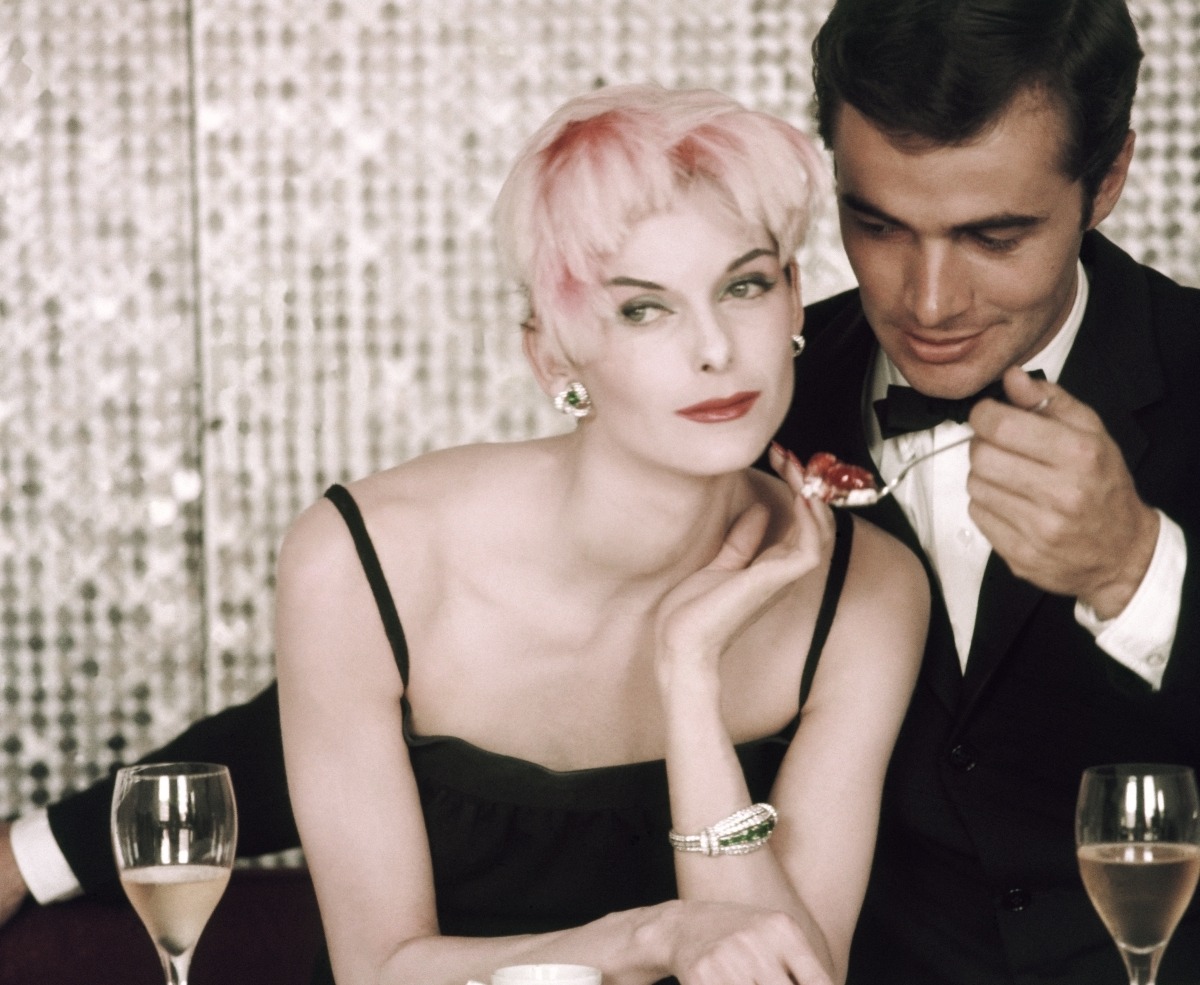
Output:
top-left (542, 431), bottom-right (761, 589)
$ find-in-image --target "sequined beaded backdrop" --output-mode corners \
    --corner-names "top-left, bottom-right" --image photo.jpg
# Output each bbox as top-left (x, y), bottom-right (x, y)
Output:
top-left (0, 0), bottom-right (1196, 817)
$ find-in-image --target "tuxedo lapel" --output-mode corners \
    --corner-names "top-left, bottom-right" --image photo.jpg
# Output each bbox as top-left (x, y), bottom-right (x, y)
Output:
top-left (959, 553), bottom-right (1042, 712)
top-left (1058, 233), bottom-right (1160, 471)
top-left (785, 296), bottom-right (963, 713)
top-left (852, 462), bottom-right (966, 714)
top-left (786, 300), bottom-right (878, 470)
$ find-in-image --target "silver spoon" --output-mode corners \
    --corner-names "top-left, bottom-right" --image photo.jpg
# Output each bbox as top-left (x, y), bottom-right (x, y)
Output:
top-left (826, 393), bottom-right (1052, 507)
top-left (825, 434), bottom-right (973, 507)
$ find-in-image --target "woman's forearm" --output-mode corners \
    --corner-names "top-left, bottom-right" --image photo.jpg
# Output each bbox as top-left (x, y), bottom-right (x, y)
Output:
top-left (659, 673), bottom-right (836, 977)
top-left (373, 897), bottom-right (839, 985)
top-left (660, 673), bottom-right (793, 902)
top-left (372, 905), bottom-right (675, 985)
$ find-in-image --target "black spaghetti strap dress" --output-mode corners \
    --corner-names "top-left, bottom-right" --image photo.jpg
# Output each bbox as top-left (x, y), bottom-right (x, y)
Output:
top-left (309, 483), bottom-right (854, 984)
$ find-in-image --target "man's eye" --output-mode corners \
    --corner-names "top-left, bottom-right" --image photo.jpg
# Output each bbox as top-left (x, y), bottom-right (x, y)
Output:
top-left (620, 301), bottom-right (669, 324)
top-left (975, 232), bottom-right (1020, 253)
top-left (854, 217), bottom-right (895, 237)
top-left (724, 275), bottom-right (776, 300)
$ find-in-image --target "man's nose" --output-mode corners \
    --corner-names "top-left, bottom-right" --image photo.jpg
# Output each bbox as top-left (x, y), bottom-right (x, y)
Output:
top-left (904, 244), bottom-right (970, 328)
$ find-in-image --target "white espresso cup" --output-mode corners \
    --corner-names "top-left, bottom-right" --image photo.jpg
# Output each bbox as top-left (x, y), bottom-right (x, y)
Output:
top-left (489, 965), bottom-right (602, 985)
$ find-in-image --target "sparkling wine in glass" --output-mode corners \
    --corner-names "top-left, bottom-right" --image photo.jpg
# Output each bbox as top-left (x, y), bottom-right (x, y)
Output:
top-left (111, 763), bottom-right (238, 985)
top-left (1076, 764), bottom-right (1200, 985)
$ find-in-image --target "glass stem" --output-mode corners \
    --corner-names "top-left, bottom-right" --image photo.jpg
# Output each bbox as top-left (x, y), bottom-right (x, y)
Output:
top-left (158, 946), bottom-right (194, 985)
top-left (1120, 945), bottom-right (1164, 985)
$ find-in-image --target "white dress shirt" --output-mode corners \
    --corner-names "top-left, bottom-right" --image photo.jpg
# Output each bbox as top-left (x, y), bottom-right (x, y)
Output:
top-left (866, 261), bottom-right (1184, 684)
top-left (10, 808), bottom-right (81, 903)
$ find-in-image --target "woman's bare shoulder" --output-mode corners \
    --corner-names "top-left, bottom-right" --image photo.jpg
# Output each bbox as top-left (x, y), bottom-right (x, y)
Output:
top-left (845, 514), bottom-right (925, 588)
top-left (346, 437), bottom-right (558, 514)
top-left (825, 515), bottom-right (926, 662)
top-left (798, 514), bottom-right (927, 717)
top-left (278, 438), bottom-right (559, 588)
top-left (294, 438), bottom-right (547, 518)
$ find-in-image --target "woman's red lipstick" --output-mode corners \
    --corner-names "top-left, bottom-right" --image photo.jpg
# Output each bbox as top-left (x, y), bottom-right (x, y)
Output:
top-left (675, 391), bottom-right (760, 423)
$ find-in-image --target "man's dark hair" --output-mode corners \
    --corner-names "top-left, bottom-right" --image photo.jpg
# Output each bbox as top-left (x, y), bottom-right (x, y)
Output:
top-left (812, 0), bottom-right (1144, 214)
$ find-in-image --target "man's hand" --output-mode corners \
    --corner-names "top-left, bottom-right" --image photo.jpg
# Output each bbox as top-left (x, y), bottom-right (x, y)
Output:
top-left (966, 366), bottom-right (1160, 618)
top-left (0, 820), bottom-right (31, 926)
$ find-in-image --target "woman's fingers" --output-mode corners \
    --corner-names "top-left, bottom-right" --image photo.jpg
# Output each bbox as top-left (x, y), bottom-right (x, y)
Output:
top-left (708, 501), bottom-right (772, 572)
top-left (673, 904), bottom-right (836, 985)
top-left (766, 443), bottom-right (836, 564)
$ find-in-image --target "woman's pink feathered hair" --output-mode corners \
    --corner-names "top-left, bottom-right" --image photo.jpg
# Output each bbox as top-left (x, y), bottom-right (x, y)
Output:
top-left (493, 83), bottom-right (830, 356)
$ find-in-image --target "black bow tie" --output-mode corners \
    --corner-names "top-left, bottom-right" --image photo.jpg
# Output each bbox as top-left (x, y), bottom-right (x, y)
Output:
top-left (873, 370), bottom-right (1045, 439)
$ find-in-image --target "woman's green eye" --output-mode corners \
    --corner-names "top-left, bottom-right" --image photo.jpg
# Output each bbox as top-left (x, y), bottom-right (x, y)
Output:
top-left (620, 301), bottom-right (668, 324)
top-left (725, 275), bottom-right (775, 300)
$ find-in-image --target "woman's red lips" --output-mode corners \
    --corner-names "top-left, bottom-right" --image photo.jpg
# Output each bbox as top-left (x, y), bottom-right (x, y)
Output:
top-left (675, 391), bottom-right (761, 422)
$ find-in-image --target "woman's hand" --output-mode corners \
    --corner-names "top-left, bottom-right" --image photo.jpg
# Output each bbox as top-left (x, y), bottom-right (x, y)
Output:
top-left (654, 444), bottom-right (835, 685)
top-left (661, 899), bottom-right (836, 985)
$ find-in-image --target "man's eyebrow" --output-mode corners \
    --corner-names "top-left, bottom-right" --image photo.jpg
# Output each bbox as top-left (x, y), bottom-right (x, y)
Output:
top-left (606, 247), bottom-right (777, 290)
top-left (956, 213), bottom-right (1044, 233)
top-left (840, 192), bottom-right (904, 227)
top-left (840, 191), bottom-right (1045, 234)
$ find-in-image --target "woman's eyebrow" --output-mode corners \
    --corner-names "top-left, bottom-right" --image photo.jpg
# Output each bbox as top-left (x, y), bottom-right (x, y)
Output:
top-left (607, 247), bottom-right (777, 290)
top-left (726, 247), bottom-right (776, 271)
top-left (607, 275), bottom-right (663, 290)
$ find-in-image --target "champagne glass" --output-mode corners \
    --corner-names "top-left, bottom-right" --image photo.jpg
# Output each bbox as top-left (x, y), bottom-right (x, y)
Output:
top-left (1076, 764), bottom-right (1200, 985)
top-left (111, 763), bottom-right (238, 985)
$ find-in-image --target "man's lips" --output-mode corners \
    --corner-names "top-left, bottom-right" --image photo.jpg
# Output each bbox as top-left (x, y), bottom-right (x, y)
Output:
top-left (902, 330), bottom-right (985, 364)
top-left (675, 391), bottom-right (761, 422)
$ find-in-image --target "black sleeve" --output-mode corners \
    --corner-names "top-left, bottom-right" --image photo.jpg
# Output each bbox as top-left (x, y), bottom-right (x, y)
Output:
top-left (45, 682), bottom-right (298, 896)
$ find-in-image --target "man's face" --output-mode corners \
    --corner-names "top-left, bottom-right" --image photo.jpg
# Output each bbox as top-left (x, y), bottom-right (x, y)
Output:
top-left (832, 92), bottom-right (1122, 399)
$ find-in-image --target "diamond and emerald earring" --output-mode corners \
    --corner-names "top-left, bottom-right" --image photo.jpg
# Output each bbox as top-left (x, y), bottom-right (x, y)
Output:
top-left (554, 381), bottom-right (592, 418)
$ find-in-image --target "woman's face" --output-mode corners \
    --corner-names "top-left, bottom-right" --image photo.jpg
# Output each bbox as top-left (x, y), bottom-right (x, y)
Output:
top-left (574, 183), bottom-right (799, 477)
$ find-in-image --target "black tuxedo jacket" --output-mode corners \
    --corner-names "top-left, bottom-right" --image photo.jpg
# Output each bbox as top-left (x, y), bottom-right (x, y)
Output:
top-left (777, 231), bottom-right (1200, 985)
top-left (46, 683), bottom-right (297, 900)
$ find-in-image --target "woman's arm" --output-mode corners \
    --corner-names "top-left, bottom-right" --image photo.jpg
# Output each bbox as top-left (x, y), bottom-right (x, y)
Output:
top-left (654, 449), bottom-right (928, 983)
top-left (275, 497), bottom-right (443, 983)
top-left (654, 450), bottom-right (839, 980)
top-left (764, 518), bottom-right (927, 977)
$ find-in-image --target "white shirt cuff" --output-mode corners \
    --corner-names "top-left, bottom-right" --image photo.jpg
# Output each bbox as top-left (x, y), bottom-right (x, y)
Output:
top-left (1075, 510), bottom-right (1185, 690)
top-left (9, 810), bottom-right (83, 903)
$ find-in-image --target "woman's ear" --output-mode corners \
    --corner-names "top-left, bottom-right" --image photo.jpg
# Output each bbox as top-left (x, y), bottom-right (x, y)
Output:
top-left (521, 314), bottom-right (575, 398)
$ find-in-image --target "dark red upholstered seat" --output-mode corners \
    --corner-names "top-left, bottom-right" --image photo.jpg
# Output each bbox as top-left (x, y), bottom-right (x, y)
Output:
top-left (0, 867), bottom-right (321, 985)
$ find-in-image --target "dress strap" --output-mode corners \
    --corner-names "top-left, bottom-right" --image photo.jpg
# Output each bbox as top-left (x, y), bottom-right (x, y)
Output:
top-left (323, 484), bottom-right (411, 685)
top-left (798, 509), bottom-right (853, 708)
top-left (320, 482), bottom-right (850, 705)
